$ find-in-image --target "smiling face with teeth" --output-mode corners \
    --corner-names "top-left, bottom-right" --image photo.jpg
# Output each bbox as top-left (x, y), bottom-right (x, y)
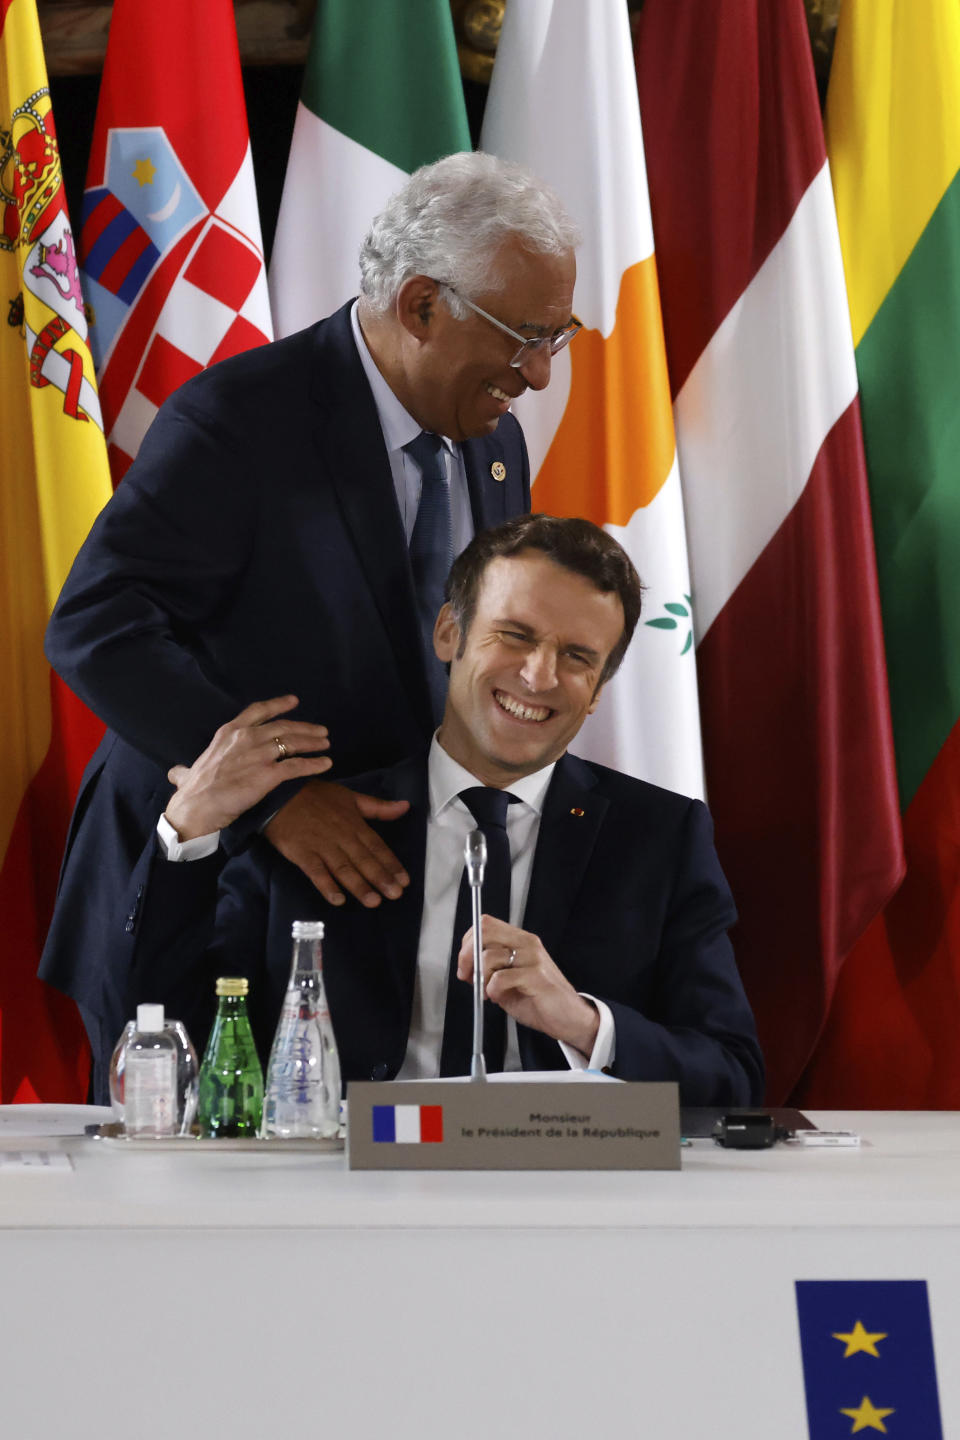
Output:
top-left (388, 236), bottom-right (576, 442)
top-left (433, 551), bottom-right (625, 787)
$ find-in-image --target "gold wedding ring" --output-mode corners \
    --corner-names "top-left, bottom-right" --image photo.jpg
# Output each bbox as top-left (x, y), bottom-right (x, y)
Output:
top-left (273, 736), bottom-right (288, 760)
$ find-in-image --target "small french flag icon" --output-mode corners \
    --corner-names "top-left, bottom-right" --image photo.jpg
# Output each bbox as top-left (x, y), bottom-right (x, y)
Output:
top-left (372, 1104), bottom-right (444, 1144)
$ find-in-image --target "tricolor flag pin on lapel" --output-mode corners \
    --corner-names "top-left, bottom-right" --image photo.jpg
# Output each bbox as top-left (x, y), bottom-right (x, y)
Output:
top-left (372, 1104), bottom-right (444, 1144)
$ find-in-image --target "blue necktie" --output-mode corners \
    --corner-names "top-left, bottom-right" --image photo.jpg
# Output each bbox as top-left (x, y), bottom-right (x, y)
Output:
top-left (404, 431), bottom-right (452, 725)
top-left (439, 786), bottom-right (518, 1076)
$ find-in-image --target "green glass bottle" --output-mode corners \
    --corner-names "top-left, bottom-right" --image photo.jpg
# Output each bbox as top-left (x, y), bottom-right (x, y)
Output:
top-left (197, 978), bottom-right (264, 1137)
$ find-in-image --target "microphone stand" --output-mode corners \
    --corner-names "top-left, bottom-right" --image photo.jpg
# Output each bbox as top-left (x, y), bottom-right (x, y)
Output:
top-left (465, 829), bottom-right (487, 1082)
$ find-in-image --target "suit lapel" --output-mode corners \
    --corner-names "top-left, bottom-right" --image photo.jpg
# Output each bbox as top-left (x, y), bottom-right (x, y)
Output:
top-left (523, 753), bottom-right (607, 951)
top-left (309, 306), bottom-right (434, 735)
top-left (518, 755), bottom-right (607, 1069)
top-left (463, 432), bottom-right (513, 532)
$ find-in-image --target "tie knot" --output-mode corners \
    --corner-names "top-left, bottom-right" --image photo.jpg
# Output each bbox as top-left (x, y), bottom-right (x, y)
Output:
top-left (459, 785), bottom-right (516, 831)
top-left (404, 430), bottom-right (445, 478)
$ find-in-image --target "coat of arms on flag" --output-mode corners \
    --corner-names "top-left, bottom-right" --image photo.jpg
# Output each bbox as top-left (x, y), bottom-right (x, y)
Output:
top-left (1, 0), bottom-right (113, 1104)
top-left (80, 126), bottom-right (205, 365)
top-left (80, 124), bottom-right (271, 478)
top-left (2, 84), bottom-right (102, 429)
top-left (77, 0), bottom-right (273, 484)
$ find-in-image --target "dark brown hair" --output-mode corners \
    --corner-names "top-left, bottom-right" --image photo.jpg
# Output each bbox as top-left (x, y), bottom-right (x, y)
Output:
top-left (444, 514), bottom-right (643, 684)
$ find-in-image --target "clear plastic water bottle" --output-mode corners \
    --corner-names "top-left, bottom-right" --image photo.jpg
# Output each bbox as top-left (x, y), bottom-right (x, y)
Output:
top-left (119, 1004), bottom-right (179, 1138)
top-left (110, 1016), bottom-right (199, 1134)
top-left (197, 978), bottom-right (264, 1138)
top-left (262, 921), bottom-right (341, 1138)
top-left (168, 1018), bottom-right (200, 1133)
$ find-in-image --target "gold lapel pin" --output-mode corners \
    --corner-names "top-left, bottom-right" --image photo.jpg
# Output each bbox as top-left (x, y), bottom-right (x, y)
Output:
top-left (491, 460), bottom-right (506, 482)
top-left (570, 807), bottom-right (585, 817)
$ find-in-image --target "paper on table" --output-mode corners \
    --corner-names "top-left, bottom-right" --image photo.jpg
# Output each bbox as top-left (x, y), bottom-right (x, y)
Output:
top-left (0, 1151), bottom-right (73, 1171)
top-left (395, 1070), bottom-right (622, 1084)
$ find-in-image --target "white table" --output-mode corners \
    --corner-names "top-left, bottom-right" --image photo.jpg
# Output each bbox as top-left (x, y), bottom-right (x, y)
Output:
top-left (1, 1107), bottom-right (957, 1438)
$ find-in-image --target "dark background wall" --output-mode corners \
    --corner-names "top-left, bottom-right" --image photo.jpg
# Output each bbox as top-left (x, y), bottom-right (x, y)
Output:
top-left (49, 57), bottom-right (491, 266)
top-left (46, 0), bottom-right (836, 268)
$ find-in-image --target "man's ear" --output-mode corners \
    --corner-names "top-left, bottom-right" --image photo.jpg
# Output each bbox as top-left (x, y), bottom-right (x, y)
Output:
top-left (433, 602), bottom-right (460, 663)
top-left (396, 275), bottom-right (441, 341)
top-left (586, 681), bottom-right (606, 717)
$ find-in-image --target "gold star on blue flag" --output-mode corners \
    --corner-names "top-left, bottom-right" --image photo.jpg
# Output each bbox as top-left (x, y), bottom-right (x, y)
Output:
top-left (796, 1281), bottom-right (942, 1437)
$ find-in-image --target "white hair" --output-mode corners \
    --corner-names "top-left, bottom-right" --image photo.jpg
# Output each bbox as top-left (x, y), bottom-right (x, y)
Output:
top-left (359, 151), bottom-right (580, 317)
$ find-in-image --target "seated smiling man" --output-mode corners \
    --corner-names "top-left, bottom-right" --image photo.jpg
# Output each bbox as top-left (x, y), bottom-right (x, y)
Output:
top-left (117, 516), bottom-right (764, 1104)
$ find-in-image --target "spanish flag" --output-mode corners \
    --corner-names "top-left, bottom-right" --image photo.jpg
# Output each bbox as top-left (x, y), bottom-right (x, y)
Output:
top-left (0, 0), bottom-right (112, 1100)
top-left (480, 0), bottom-right (704, 800)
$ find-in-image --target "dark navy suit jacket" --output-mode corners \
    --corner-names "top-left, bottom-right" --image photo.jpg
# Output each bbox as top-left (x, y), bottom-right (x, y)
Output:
top-left (41, 302), bottom-right (530, 1052)
top-left (118, 752), bottom-right (764, 1108)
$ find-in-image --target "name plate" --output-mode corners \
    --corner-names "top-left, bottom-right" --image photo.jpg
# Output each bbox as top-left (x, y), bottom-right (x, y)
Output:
top-left (347, 1080), bottom-right (680, 1170)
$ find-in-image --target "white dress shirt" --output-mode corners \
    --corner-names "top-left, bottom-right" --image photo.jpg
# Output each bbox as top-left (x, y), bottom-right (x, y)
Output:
top-left (157, 738), bottom-right (615, 1074)
top-left (349, 301), bottom-right (474, 555)
top-left (396, 737), bottom-right (614, 1076)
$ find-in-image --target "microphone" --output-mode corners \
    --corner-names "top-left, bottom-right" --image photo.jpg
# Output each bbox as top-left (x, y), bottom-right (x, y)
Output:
top-left (465, 828), bottom-right (487, 1082)
top-left (465, 828), bottom-right (486, 886)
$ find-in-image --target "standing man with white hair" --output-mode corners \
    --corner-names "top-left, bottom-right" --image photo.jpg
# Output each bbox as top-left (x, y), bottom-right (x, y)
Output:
top-left (42, 153), bottom-right (580, 1101)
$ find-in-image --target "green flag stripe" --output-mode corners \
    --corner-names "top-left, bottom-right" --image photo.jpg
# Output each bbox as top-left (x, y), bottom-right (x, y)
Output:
top-left (300, 0), bottom-right (470, 175)
top-left (855, 166), bottom-right (960, 809)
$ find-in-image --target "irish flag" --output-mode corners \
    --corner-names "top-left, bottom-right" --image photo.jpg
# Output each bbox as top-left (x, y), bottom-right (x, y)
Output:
top-left (269, 0), bottom-right (470, 338)
top-left (635, 0), bottom-right (904, 1101)
top-left (480, 0), bottom-right (703, 800)
top-left (0, 0), bottom-right (112, 1099)
top-left (798, 0), bottom-right (960, 1108)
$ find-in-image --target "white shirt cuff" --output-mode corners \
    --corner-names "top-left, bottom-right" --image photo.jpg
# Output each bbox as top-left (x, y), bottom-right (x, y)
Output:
top-left (558, 994), bottom-right (615, 1072)
top-left (156, 813), bottom-right (221, 862)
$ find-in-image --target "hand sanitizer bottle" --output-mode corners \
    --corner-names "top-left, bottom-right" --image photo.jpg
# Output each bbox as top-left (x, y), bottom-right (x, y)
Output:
top-left (122, 1004), bottom-right (178, 1138)
top-left (262, 921), bottom-right (341, 1138)
top-left (111, 1016), bottom-right (198, 1134)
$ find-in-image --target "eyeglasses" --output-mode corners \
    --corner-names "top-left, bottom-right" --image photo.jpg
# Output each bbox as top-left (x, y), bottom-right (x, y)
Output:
top-left (437, 283), bottom-right (582, 369)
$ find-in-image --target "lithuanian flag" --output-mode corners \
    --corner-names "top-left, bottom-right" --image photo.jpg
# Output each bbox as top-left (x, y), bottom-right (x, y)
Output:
top-left (799, 0), bottom-right (960, 1106)
top-left (0, 0), bottom-right (112, 1099)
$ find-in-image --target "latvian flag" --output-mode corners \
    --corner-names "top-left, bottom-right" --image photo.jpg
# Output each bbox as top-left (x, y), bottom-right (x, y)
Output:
top-left (372, 1105), bottom-right (444, 1145)
top-left (635, 0), bottom-right (904, 1102)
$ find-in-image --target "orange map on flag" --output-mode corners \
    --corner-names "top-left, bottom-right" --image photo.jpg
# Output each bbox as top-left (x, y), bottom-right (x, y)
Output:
top-left (535, 257), bottom-right (676, 525)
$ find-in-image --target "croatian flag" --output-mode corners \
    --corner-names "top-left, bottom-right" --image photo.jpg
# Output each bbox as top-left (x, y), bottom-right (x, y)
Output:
top-left (78, 0), bottom-right (272, 486)
top-left (372, 1105), bottom-right (443, 1144)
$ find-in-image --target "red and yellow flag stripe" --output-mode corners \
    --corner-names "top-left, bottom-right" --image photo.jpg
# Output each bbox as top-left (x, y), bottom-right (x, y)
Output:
top-left (0, 0), bottom-right (112, 1099)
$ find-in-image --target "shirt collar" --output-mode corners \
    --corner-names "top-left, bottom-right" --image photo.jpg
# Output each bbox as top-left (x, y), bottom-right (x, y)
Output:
top-left (351, 300), bottom-right (455, 456)
top-left (428, 733), bottom-right (556, 820)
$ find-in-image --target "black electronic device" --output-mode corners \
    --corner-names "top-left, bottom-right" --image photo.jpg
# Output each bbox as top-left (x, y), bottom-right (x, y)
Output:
top-left (712, 1113), bottom-right (790, 1149)
top-left (682, 1106), bottom-right (814, 1139)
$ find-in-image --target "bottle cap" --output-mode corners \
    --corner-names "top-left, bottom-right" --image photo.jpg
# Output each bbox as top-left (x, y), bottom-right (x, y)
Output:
top-left (136, 1003), bottom-right (165, 1032)
top-left (292, 920), bottom-right (324, 940)
top-left (215, 977), bottom-right (249, 997)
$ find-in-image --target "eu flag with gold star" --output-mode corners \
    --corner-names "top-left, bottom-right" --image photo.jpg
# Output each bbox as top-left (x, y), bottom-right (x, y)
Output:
top-left (796, 1280), bottom-right (942, 1437)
